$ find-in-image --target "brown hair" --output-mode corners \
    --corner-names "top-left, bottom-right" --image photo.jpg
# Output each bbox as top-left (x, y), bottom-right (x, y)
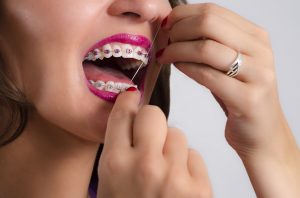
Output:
top-left (0, 0), bottom-right (187, 146)
top-left (149, 0), bottom-right (187, 114)
top-left (0, 55), bottom-right (30, 146)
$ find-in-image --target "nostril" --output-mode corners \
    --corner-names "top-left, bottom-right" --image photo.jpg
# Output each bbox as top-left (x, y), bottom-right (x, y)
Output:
top-left (122, 12), bottom-right (140, 18)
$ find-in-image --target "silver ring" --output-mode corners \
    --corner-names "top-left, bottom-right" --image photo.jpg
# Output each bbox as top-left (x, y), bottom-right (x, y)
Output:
top-left (226, 52), bottom-right (243, 78)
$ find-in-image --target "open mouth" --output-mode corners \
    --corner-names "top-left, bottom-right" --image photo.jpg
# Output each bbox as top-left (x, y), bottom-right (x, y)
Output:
top-left (82, 34), bottom-right (151, 102)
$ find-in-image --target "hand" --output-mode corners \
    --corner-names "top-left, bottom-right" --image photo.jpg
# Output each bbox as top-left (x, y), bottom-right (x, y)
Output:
top-left (157, 3), bottom-right (300, 197)
top-left (97, 90), bottom-right (212, 198)
top-left (157, 2), bottom-right (298, 160)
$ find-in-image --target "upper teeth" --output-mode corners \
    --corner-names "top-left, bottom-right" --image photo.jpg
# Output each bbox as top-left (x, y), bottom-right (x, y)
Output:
top-left (85, 42), bottom-right (149, 70)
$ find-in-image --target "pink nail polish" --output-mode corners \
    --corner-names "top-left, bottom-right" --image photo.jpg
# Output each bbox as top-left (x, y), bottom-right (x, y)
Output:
top-left (155, 48), bottom-right (165, 59)
top-left (168, 38), bottom-right (171, 45)
top-left (161, 17), bottom-right (168, 28)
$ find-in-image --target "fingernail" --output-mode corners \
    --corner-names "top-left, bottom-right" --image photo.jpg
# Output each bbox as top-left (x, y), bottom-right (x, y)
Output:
top-left (168, 38), bottom-right (171, 45)
top-left (161, 16), bottom-right (168, 28)
top-left (155, 48), bottom-right (165, 59)
top-left (126, 87), bottom-right (138, 92)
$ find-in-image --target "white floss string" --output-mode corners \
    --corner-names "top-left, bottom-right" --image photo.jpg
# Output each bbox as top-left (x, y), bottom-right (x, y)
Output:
top-left (130, 22), bottom-right (162, 82)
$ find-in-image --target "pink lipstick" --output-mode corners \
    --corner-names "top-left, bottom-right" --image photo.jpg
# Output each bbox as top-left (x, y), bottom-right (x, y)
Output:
top-left (83, 33), bottom-right (152, 103)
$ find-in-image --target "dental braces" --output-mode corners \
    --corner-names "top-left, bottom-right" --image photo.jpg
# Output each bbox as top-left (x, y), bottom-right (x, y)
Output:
top-left (85, 43), bottom-right (149, 66)
top-left (89, 80), bottom-right (137, 93)
top-left (130, 21), bottom-right (162, 81)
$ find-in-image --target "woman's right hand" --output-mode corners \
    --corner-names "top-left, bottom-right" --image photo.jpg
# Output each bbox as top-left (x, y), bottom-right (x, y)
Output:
top-left (97, 90), bottom-right (212, 198)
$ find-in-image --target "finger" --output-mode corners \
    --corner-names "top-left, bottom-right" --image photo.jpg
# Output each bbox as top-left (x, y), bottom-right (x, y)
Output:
top-left (165, 3), bottom-right (267, 43)
top-left (104, 90), bottom-right (140, 151)
top-left (187, 149), bottom-right (211, 186)
top-left (159, 40), bottom-right (236, 69)
top-left (211, 92), bottom-right (228, 117)
top-left (169, 13), bottom-right (262, 55)
top-left (163, 128), bottom-right (188, 168)
top-left (132, 105), bottom-right (168, 153)
top-left (158, 40), bottom-right (258, 82)
top-left (175, 62), bottom-right (250, 114)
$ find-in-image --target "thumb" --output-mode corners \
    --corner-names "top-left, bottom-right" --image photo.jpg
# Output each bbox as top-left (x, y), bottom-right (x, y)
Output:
top-left (104, 87), bottom-right (141, 149)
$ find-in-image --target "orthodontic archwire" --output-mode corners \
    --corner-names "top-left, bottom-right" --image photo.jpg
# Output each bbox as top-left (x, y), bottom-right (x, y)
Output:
top-left (130, 21), bottom-right (163, 82)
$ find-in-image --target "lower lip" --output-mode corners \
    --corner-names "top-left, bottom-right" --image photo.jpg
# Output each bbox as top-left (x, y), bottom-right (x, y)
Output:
top-left (85, 79), bottom-right (145, 103)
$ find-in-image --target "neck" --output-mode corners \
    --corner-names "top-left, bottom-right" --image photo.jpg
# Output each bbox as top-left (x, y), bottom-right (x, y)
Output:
top-left (0, 111), bottom-right (100, 198)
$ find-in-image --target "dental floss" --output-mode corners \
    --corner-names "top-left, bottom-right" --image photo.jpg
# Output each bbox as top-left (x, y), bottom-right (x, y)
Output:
top-left (130, 22), bottom-right (162, 82)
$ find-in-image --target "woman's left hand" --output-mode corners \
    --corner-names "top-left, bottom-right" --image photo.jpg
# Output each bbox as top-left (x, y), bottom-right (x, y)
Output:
top-left (157, 3), bottom-right (300, 197)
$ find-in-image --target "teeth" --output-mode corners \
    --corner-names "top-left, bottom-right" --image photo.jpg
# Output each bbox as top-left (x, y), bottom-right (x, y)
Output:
top-left (133, 47), bottom-right (148, 65)
top-left (141, 53), bottom-right (148, 65)
top-left (94, 80), bottom-right (106, 90)
top-left (115, 82), bottom-right (122, 90)
top-left (89, 80), bottom-right (137, 93)
top-left (115, 58), bottom-right (139, 71)
top-left (103, 44), bottom-right (113, 58)
top-left (89, 80), bottom-right (95, 84)
top-left (105, 81), bottom-right (119, 93)
top-left (112, 45), bottom-right (122, 58)
top-left (93, 49), bottom-right (104, 60)
top-left (86, 52), bottom-right (94, 61)
top-left (133, 47), bottom-right (142, 60)
top-left (122, 44), bottom-right (134, 59)
top-left (84, 43), bottom-right (149, 69)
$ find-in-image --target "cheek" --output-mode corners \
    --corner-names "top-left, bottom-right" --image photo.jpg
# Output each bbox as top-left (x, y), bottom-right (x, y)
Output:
top-left (2, 0), bottom-right (113, 142)
top-left (25, 49), bottom-right (113, 142)
top-left (35, 86), bottom-right (113, 142)
top-left (27, 57), bottom-right (114, 142)
top-left (3, 0), bottom-right (101, 55)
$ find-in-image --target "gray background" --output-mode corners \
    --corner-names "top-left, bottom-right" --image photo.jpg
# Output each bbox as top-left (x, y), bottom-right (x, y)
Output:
top-left (168, 0), bottom-right (300, 197)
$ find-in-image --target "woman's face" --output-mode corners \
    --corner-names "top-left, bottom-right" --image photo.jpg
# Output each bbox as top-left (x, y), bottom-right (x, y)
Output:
top-left (0, 0), bottom-right (171, 142)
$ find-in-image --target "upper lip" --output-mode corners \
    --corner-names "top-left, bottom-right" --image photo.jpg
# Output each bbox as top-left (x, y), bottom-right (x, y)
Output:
top-left (84, 33), bottom-right (152, 57)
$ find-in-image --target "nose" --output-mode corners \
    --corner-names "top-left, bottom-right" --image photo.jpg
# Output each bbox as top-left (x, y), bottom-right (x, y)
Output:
top-left (108, 0), bottom-right (171, 23)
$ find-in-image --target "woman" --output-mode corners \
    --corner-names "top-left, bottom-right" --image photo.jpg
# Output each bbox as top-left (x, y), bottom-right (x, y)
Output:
top-left (0, 0), bottom-right (299, 197)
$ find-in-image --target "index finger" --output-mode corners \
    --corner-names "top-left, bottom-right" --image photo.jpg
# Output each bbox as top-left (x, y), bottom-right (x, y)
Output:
top-left (164, 3), bottom-right (263, 38)
top-left (104, 89), bottom-right (140, 151)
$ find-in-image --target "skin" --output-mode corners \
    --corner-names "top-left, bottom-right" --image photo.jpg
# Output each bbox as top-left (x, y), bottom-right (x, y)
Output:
top-left (98, 91), bottom-right (212, 197)
top-left (0, 0), bottom-right (211, 197)
top-left (158, 3), bottom-right (300, 197)
top-left (0, 1), bottom-right (299, 198)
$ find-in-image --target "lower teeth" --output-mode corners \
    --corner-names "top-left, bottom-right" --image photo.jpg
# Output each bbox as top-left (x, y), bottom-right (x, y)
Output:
top-left (89, 80), bottom-right (137, 93)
